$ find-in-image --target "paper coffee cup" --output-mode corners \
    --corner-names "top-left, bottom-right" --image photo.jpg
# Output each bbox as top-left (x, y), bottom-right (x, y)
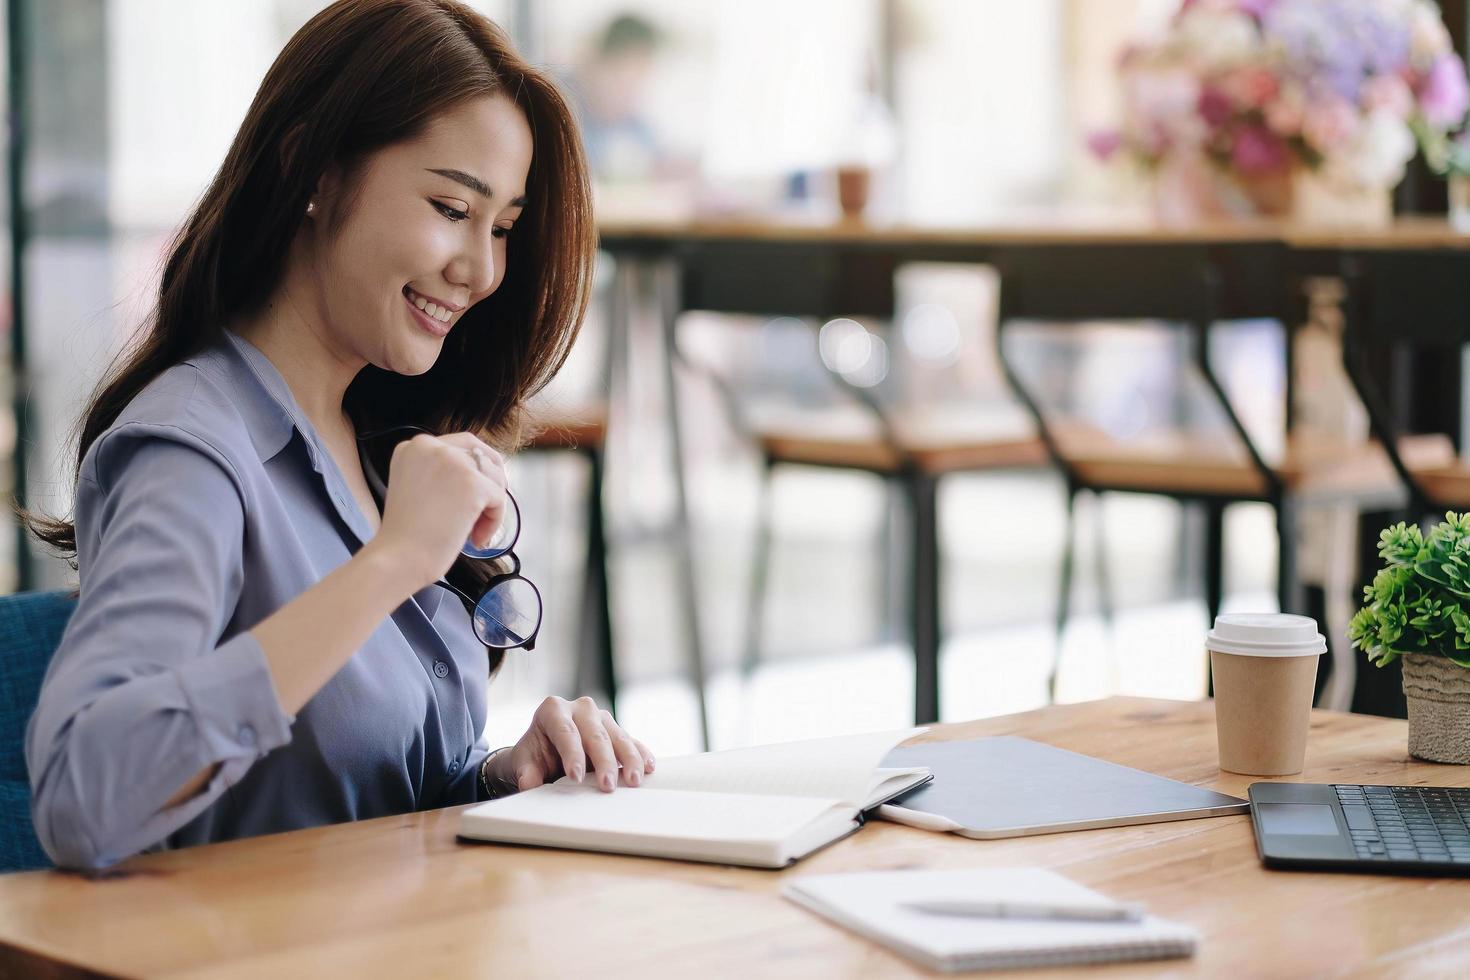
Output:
top-left (1207, 613), bottom-right (1326, 776)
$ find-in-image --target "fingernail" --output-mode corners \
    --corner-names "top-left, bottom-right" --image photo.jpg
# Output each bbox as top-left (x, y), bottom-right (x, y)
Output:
top-left (601, 772), bottom-right (614, 791)
top-left (646, 756), bottom-right (656, 772)
top-left (627, 768), bottom-right (641, 786)
top-left (571, 765), bottom-right (584, 783)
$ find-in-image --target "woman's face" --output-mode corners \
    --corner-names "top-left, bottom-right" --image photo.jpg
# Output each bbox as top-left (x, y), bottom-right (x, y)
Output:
top-left (312, 93), bottom-right (533, 377)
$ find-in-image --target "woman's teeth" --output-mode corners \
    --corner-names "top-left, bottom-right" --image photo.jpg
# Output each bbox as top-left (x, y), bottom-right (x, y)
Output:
top-left (405, 287), bottom-right (453, 323)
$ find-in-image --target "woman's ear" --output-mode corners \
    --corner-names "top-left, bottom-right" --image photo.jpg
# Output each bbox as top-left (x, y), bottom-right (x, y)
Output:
top-left (309, 163), bottom-right (346, 224)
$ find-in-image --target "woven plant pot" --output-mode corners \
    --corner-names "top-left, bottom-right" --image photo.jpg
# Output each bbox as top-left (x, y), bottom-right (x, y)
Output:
top-left (1401, 653), bottom-right (1470, 764)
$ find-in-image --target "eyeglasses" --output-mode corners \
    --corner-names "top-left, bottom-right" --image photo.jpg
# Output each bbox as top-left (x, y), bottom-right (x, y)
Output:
top-left (356, 424), bottom-right (542, 652)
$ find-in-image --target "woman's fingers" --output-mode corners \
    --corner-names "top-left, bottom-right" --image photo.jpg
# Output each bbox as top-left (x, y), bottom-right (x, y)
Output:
top-left (571, 697), bottom-right (621, 792)
top-left (633, 737), bottom-right (656, 774)
top-left (436, 432), bottom-right (506, 479)
top-left (434, 432), bottom-right (508, 550)
top-left (518, 697), bottom-right (653, 795)
top-left (600, 710), bottom-right (647, 786)
top-left (536, 697), bottom-right (587, 784)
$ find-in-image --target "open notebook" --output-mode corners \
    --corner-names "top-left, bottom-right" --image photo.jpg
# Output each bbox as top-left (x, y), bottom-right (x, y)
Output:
top-left (457, 729), bottom-right (931, 868)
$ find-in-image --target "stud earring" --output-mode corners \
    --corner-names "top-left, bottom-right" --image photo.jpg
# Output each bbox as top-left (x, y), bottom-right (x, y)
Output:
top-left (306, 199), bottom-right (318, 216)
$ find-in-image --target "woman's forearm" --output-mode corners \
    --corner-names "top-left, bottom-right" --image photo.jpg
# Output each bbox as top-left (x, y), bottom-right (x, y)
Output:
top-left (161, 541), bottom-right (417, 809)
top-left (253, 540), bottom-right (417, 715)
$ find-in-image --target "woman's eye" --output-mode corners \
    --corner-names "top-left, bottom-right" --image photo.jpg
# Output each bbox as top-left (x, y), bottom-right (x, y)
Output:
top-left (492, 226), bottom-right (513, 240)
top-left (432, 200), bottom-right (469, 222)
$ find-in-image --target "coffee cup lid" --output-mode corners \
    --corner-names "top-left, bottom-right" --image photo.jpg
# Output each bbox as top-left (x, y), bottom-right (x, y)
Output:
top-left (1206, 613), bottom-right (1326, 658)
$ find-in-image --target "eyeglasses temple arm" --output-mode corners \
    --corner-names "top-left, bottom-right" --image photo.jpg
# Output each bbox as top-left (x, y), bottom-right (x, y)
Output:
top-left (432, 578), bottom-right (479, 607)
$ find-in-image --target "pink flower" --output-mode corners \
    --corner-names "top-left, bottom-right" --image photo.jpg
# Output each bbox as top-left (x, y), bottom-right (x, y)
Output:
top-left (1221, 67), bottom-right (1280, 109)
top-left (1265, 83), bottom-right (1306, 136)
top-left (1087, 129), bottom-right (1124, 160)
top-left (1231, 124), bottom-right (1289, 172)
top-left (1197, 86), bottom-right (1235, 127)
top-left (1362, 73), bottom-right (1415, 118)
top-left (1419, 54), bottom-right (1470, 128)
top-left (1302, 96), bottom-right (1361, 154)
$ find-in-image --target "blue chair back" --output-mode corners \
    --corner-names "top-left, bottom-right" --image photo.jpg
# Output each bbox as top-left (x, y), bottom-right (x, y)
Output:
top-left (1, 591), bottom-right (76, 872)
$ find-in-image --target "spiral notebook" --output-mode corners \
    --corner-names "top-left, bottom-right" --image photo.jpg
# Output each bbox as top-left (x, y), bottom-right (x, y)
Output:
top-left (782, 868), bottom-right (1197, 972)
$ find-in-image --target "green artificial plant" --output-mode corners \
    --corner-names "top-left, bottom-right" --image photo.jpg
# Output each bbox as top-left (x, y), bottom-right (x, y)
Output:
top-left (1349, 512), bottom-right (1470, 669)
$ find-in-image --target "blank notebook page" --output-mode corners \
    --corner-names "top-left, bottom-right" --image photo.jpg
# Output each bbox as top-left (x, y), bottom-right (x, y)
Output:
top-left (469, 783), bottom-right (842, 842)
top-left (642, 728), bottom-right (922, 803)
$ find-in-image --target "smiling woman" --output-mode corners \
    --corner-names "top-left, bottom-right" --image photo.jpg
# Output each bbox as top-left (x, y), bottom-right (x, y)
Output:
top-left (16, 0), bottom-right (652, 873)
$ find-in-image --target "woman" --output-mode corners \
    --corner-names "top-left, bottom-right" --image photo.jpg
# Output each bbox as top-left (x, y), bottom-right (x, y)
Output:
top-left (22, 0), bottom-right (651, 872)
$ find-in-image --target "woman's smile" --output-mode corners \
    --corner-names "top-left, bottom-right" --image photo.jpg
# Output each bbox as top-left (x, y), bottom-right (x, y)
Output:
top-left (402, 284), bottom-right (454, 337)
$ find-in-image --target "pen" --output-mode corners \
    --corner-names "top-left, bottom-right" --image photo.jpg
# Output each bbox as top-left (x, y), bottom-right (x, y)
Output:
top-left (901, 900), bottom-right (1145, 923)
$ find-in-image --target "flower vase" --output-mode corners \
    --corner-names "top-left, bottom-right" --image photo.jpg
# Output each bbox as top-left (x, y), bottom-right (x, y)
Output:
top-left (1150, 154), bottom-right (1291, 225)
top-left (1290, 169), bottom-right (1393, 228)
top-left (1401, 653), bottom-right (1470, 764)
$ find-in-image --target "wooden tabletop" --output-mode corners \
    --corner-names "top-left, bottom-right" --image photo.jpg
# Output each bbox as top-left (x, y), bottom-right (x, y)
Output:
top-left (2, 696), bottom-right (1466, 979)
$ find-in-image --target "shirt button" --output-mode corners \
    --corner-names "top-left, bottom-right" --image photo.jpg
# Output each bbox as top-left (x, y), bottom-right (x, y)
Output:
top-left (237, 724), bottom-right (257, 748)
top-left (448, 758), bottom-right (461, 776)
top-left (433, 660), bottom-right (450, 678)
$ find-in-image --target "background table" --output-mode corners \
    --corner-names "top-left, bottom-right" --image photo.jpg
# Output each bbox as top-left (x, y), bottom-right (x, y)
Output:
top-left (598, 215), bottom-right (1470, 727)
top-left (3, 695), bottom-right (1469, 978)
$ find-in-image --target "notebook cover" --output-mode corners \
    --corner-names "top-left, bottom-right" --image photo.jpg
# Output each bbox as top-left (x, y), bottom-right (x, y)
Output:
top-left (783, 868), bottom-right (1197, 972)
top-left (881, 736), bottom-right (1247, 839)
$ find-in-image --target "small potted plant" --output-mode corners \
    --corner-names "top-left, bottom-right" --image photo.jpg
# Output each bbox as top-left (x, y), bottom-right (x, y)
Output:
top-left (1350, 513), bottom-right (1470, 763)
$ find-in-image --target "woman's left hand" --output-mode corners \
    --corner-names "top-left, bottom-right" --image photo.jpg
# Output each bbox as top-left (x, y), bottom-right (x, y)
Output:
top-left (488, 696), bottom-right (655, 794)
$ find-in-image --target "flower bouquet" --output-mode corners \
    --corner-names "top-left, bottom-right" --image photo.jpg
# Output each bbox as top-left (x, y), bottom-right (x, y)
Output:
top-left (1092, 0), bottom-right (1470, 225)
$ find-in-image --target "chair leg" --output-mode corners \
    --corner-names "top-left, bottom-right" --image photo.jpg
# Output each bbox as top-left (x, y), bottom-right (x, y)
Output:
top-left (576, 447), bottom-right (617, 715)
top-left (1050, 486), bottom-right (1079, 703)
top-left (1091, 491), bottom-right (1115, 629)
top-left (741, 458), bottom-right (776, 680)
top-left (1277, 497), bottom-right (1301, 615)
top-left (1204, 501), bottom-right (1226, 626)
top-left (906, 471), bottom-right (941, 724)
top-left (1090, 491), bottom-right (1120, 691)
top-left (1203, 500), bottom-right (1226, 700)
top-left (879, 479), bottom-right (904, 646)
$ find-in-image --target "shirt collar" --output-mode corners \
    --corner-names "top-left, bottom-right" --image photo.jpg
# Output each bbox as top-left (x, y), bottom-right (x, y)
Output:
top-left (218, 327), bottom-right (311, 465)
top-left (217, 327), bottom-right (445, 621)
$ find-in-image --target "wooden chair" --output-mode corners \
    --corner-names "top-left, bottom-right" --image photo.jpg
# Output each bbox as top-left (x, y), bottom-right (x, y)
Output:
top-left (996, 247), bottom-right (1434, 701)
top-left (677, 315), bottom-right (1047, 725)
top-left (518, 406), bottom-right (619, 716)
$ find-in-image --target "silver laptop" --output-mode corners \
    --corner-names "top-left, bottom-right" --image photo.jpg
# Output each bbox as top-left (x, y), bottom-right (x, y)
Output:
top-left (878, 736), bottom-right (1248, 838)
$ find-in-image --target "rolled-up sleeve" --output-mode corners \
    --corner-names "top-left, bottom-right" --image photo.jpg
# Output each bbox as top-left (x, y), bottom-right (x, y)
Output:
top-left (25, 423), bottom-right (295, 870)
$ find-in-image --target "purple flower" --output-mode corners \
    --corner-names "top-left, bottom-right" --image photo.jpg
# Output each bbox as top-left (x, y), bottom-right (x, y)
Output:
top-left (1232, 124), bottom-right (1289, 172)
top-left (1420, 54), bottom-right (1470, 128)
top-left (1235, 0), bottom-right (1280, 21)
top-left (1264, 1), bottom-right (1411, 105)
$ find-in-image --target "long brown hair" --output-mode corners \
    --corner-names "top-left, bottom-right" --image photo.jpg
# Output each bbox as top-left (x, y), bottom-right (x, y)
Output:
top-left (21, 0), bottom-right (594, 655)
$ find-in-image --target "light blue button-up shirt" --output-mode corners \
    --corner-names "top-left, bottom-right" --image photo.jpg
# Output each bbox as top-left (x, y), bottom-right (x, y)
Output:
top-left (26, 328), bottom-right (493, 870)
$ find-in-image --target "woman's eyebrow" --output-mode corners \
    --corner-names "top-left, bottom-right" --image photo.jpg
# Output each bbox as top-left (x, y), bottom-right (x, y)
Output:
top-left (426, 168), bottom-right (527, 207)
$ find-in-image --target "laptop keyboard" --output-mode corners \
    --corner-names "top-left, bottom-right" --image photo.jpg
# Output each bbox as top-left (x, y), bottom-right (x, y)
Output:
top-left (1336, 785), bottom-right (1470, 863)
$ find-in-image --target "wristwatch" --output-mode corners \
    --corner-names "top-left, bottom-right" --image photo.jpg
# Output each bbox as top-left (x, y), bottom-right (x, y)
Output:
top-left (478, 746), bottom-right (519, 799)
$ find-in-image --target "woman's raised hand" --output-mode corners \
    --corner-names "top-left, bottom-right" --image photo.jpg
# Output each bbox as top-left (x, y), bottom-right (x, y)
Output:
top-left (369, 431), bottom-right (507, 591)
top-left (490, 696), bottom-right (656, 793)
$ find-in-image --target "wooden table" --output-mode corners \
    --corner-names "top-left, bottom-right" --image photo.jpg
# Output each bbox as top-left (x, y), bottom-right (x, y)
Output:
top-left (4, 696), bottom-right (1469, 978)
top-left (597, 214), bottom-right (1470, 726)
